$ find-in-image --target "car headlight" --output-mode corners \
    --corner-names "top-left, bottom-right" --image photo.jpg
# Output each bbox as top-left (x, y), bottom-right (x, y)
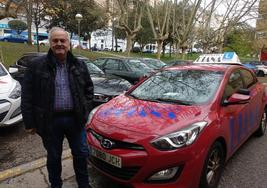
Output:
top-left (9, 82), bottom-right (21, 99)
top-left (86, 105), bottom-right (102, 125)
top-left (151, 121), bottom-right (207, 151)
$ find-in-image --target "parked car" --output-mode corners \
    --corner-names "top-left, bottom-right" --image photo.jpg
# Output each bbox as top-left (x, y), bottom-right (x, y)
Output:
top-left (0, 34), bottom-right (28, 43)
top-left (0, 62), bottom-right (22, 127)
top-left (167, 60), bottom-right (193, 67)
top-left (242, 62), bottom-right (258, 75)
top-left (139, 58), bottom-right (166, 70)
top-left (85, 61), bottom-right (132, 106)
top-left (38, 39), bottom-right (49, 46)
top-left (131, 46), bottom-right (141, 53)
top-left (93, 57), bottom-right (154, 84)
top-left (86, 62), bottom-right (267, 188)
top-left (10, 52), bottom-right (46, 83)
top-left (242, 60), bottom-right (267, 77)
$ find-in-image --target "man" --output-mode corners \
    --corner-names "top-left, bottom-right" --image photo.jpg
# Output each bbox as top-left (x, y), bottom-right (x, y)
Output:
top-left (21, 27), bottom-right (94, 188)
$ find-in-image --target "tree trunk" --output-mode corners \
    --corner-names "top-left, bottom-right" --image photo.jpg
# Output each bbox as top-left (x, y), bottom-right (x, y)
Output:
top-left (27, 0), bottom-right (33, 45)
top-left (126, 34), bottom-right (133, 56)
top-left (156, 40), bottom-right (163, 59)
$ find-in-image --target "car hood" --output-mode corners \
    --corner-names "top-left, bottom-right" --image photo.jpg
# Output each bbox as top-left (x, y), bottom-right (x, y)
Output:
top-left (92, 74), bottom-right (131, 96)
top-left (92, 95), bottom-right (209, 136)
top-left (0, 75), bottom-right (14, 94)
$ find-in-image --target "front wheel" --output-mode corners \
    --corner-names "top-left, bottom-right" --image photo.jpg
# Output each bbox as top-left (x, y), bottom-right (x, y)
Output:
top-left (255, 109), bottom-right (267, 137)
top-left (199, 142), bottom-right (225, 188)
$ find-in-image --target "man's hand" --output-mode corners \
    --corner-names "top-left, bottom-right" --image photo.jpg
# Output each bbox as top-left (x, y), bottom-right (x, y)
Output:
top-left (25, 128), bottom-right (37, 135)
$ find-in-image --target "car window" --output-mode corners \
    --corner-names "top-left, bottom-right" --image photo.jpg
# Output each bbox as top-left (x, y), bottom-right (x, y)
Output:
top-left (0, 64), bottom-right (8, 76)
top-left (240, 69), bottom-right (256, 88)
top-left (119, 62), bottom-right (128, 71)
top-left (86, 62), bottom-right (104, 74)
top-left (129, 69), bottom-right (223, 104)
top-left (17, 56), bottom-right (34, 67)
top-left (94, 58), bottom-right (107, 67)
top-left (104, 59), bottom-right (120, 70)
top-left (223, 71), bottom-right (244, 100)
top-left (128, 59), bottom-right (151, 71)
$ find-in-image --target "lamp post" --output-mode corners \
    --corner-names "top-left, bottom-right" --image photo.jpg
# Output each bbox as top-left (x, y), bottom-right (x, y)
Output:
top-left (75, 13), bottom-right (83, 55)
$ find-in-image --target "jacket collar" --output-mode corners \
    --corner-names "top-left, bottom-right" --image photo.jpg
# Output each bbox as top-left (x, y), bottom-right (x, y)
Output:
top-left (46, 49), bottom-right (78, 69)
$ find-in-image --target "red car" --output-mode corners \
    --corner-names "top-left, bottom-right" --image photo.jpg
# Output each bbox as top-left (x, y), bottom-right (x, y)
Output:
top-left (86, 64), bottom-right (267, 188)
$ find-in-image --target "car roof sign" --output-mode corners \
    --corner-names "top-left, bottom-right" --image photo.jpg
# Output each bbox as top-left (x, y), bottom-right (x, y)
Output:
top-left (194, 52), bottom-right (242, 65)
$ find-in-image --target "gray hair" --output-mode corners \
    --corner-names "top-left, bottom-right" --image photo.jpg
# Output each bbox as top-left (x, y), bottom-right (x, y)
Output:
top-left (48, 27), bottom-right (70, 43)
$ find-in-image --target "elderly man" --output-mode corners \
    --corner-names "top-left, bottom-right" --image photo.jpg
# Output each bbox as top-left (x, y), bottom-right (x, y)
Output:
top-left (21, 27), bottom-right (94, 188)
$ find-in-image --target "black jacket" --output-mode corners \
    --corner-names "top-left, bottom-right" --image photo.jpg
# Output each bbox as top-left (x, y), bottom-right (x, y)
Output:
top-left (21, 49), bottom-right (94, 136)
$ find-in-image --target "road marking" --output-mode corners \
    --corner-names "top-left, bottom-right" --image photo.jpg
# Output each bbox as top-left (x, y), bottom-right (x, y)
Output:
top-left (0, 149), bottom-right (71, 182)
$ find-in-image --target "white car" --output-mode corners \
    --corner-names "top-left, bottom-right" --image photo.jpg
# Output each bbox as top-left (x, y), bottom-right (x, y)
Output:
top-left (38, 39), bottom-right (49, 46)
top-left (0, 63), bottom-right (22, 127)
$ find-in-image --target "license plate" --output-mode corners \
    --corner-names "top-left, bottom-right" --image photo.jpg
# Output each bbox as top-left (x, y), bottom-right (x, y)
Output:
top-left (90, 146), bottom-right (122, 168)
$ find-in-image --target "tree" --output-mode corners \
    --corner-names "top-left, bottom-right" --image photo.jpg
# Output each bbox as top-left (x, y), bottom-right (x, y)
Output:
top-left (197, 0), bottom-right (258, 53)
top-left (224, 24), bottom-right (256, 57)
top-left (44, 0), bottom-right (108, 42)
top-left (171, 0), bottom-right (203, 58)
top-left (0, 0), bottom-right (23, 19)
top-left (8, 19), bottom-right (27, 34)
top-left (145, 0), bottom-right (172, 59)
top-left (134, 15), bottom-right (154, 50)
top-left (115, 0), bottom-right (144, 56)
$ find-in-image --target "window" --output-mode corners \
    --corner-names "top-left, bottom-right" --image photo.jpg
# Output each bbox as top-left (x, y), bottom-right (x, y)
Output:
top-left (223, 71), bottom-right (244, 100)
top-left (0, 64), bottom-right (8, 76)
top-left (240, 69), bottom-right (256, 88)
top-left (130, 69), bottom-right (223, 104)
top-left (104, 59), bottom-right (120, 70)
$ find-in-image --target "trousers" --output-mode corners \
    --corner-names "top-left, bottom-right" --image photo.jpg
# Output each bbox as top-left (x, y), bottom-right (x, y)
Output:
top-left (41, 115), bottom-right (89, 188)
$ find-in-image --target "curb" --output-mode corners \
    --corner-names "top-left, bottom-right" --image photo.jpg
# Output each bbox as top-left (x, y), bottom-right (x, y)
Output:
top-left (0, 149), bottom-right (71, 182)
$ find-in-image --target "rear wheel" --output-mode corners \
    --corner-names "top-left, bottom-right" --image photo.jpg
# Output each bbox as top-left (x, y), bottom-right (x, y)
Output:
top-left (199, 142), bottom-right (225, 188)
top-left (255, 109), bottom-right (267, 137)
top-left (257, 71), bottom-right (265, 77)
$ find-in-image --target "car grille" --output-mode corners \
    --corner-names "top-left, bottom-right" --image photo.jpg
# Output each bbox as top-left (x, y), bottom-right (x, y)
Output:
top-left (90, 156), bottom-right (140, 180)
top-left (88, 128), bottom-right (145, 151)
top-left (0, 111), bottom-right (8, 122)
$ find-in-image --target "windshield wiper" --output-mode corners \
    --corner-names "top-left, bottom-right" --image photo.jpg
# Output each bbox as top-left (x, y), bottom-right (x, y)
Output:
top-left (154, 98), bottom-right (194, 105)
top-left (127, 93), bottom-right (141, 99)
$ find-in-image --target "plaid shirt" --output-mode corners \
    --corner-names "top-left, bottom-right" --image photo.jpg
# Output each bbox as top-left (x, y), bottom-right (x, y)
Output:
top-left (54, 62), bottom-right (74, 111)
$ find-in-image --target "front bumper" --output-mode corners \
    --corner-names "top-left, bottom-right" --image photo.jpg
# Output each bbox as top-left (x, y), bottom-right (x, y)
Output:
top-left (87, 125), bottom-right (208, 188)
top-left (0, 97), bottom-right (22, 127)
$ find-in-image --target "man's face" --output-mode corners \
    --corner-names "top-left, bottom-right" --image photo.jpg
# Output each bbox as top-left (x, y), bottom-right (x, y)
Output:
top-left (50, 30), bottom-right (70, 61)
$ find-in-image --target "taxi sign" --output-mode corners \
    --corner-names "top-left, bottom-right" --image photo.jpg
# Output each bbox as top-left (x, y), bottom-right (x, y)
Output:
top-left (194, 52), bottom-right (241, 65)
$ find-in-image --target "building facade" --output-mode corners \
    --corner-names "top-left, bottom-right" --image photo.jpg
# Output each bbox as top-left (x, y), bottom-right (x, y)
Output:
top-left (256, 0), bottom-right (267, 60)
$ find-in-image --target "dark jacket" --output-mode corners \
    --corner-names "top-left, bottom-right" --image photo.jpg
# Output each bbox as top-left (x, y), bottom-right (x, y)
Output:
top-left (21, 49), bottom-right (94, 137)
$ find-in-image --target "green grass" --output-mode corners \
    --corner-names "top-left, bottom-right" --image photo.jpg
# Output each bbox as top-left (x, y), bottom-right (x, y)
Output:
top-left (1, 41), bottom-right (244, 68)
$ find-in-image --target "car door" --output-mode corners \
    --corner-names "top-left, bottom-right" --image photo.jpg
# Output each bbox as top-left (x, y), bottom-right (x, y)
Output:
top-left (219, 68), bottom-right (261, 156)
top-left (102, 59), bottom-right (121, 76)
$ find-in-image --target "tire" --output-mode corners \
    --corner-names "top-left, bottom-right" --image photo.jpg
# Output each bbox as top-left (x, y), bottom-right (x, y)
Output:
top-left (4, 39), bottom-right (8, 42)
top-left (199, 142), bottom-right (225, 188)
top-left (257, 71), bottom-right (265, 77)
top-left (255, 109), bottom-right (267, 137)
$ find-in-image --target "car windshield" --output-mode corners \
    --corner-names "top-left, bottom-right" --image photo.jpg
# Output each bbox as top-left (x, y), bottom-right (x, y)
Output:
top-left (0, 64), bottom-right (8, 76)
top-left (143, 59), bottom-right (166, 69)
top-left (128, 59), bottom-right (152, 71)
top-left (86, 62), bottom-right (104, 75)
top-left (128, 69), bottom-right (224, 105)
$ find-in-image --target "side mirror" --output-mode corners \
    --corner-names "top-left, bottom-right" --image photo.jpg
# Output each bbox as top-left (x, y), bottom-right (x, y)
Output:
top-left (237, 88), bottom-right (250, 95)
top-left (223, 93), bottom-right (250, 106)
top-left (9, 67), bottom-right (18, 74)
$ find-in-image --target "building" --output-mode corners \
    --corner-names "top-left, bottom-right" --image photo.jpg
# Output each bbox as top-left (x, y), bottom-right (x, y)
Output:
top-left (255, 0), bottom-right (267, 60)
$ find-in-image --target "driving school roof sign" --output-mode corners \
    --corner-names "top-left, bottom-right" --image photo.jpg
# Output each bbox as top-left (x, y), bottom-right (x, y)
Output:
top-left (194, 52), bottom-right (241, 64)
